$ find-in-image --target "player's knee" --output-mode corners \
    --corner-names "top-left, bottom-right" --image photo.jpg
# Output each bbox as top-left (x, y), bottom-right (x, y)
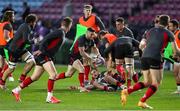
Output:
top-left (49, 74), bottom-right (56, 80)
top-left (65, 73), bottom-right (73, 78)
top-left (8, 61), bottom-right (16, 70)
top-left (144, 81), bottom-right (152, 87)
top-left (24, 54), bottom-right (36, 64)
top-left (125, 63), bottom-right (133, 69)
top-left (78, 68), bottom-right (84, 74)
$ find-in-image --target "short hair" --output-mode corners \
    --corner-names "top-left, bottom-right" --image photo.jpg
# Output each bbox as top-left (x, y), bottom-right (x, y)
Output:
top-left (170, 19), bottom-right (179, 28)
top-left (2, 11), bottom-right (14, 22)
top-left (116, 17), bottom-right (125, 23)
top-left (87, 27), bottom-right (95, 32)
top-left (84, 4), bottom-right (93, 10)
top-left (159, 15), bottom-right (170, 26)
top-left (25, 14), bottom-right (38, 23)
top-left (61, 17), bottom-right (73, 28)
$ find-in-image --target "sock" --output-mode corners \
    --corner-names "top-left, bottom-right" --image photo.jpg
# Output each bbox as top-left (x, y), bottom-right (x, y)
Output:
top-left (48, 79), bottom-right (55, 92)
top-left (177, 83), bottom-right (180, 91)
top-left (84, 66), bottom-right (90, 81)
top-left (20, 77), bottom-right (33, 89)
top-left (116, 82), bottom-right (122, 87)
top-left (19, 74), bottom-right (27, 82)
top-left (0, 68), bottom-right (2, 73)
top-left (78, 73), bottom-right (84, 87)
top-left (140, 85), bottom-right (157, 102)
top-left (127, 79), bottom-right (131, 88)
top-left (103, 86), bottom-right (108, 91)
top-left (132, 73), bottom-right (138, 83)
top-left (47, 92), bottom-right (53, 100)
top-left (116, 64), bottom-right (126, 80)
top-left (0, 79), bottom-right (5, 85)
top-left (128, 82), bottom-right (145, 94)
top-left (56, 72), bottom-right (65, 80)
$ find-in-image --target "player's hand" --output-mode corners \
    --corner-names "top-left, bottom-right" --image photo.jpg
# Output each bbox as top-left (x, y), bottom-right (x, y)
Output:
top-left (33, 50), bottom-right (42, 56)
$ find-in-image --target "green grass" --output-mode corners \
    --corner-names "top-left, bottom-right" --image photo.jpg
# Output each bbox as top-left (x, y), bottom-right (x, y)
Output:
top-left (0, 64), bottom-right (180, 110)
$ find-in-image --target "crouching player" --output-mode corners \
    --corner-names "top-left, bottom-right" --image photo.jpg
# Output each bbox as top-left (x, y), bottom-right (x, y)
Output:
top-left (12, 17), bottom-right (73, 103)
top-left (56, 28), bottom-right (101, 92)
top-left (104, 36), bottom-right (139, 88)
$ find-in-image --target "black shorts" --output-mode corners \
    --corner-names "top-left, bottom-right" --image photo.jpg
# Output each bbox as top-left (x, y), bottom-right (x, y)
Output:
top-left (35, 54), bottom-right (52, 66)
top-left (115, 44), bottom-right (133, 59)
top-left (8, 50), bottom-right (27, 63)
top-left (68, 53), bottom-right (82, 65)
top-left (0, 47), bottom-right (5, 58)
top-left (141, 57), bottom-right (163, 70)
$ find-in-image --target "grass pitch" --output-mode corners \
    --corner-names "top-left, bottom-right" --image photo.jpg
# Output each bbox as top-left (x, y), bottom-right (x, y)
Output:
top-left (0, 64), bottom-right (180, 110)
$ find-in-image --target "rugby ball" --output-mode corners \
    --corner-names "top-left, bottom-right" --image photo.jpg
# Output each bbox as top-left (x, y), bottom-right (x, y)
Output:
top-left (95, 56), bottom-right (105, 66)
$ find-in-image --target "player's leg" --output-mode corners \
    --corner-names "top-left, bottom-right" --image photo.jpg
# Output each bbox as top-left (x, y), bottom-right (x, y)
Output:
top-left (83, 58), bottom-right (91, 84)
top-left (0, 54), bottom-right (5, 78)
top-left (56, 65), bottom-right (76, 80)
top-left (115, 58), bottom-right (126, 82)
top-left (43, 61), bottom-right (60, 103)
top-left (138, 59), bottom-right (162, 109)
top-left (124, 57), bottom-right (134, 88)
top-left (19, 51), bottom-right (35, 82)
top-left (172, 62), bottom-right (180, 93)
top-left (12, 65), bottom-right (44, 102)
top-left (121, 58), bottom-right (150, 106)
top-left (0, 60), bottom-right (16, 89)
top-left (72, 59), bottom-right (85, 87)
top-left (91, 80), bottom-right (110, 91)
top-left (104, 75), bottom-right (125, 88)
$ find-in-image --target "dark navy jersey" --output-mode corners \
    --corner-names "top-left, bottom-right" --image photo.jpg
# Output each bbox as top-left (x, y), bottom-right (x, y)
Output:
top-left (71, 34), bottom-right (95, 55)
top-left (104, 37), bottom-right (139, 57)
top-left (39, 28), bottom-right (65, 57)
top-left (111, 27), bottom-right (134, 38)
top-left (142, 27), bottom-right (174, 61)
top-left (8, 23), bottom-right (32, 52)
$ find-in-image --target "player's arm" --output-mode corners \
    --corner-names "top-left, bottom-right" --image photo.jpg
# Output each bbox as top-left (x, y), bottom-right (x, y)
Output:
top-left (95, 16), bottom-right (105, 31)
top-left (4, 30), bottom-right (11, 42)
top-left (3, 24), bottom-right (12, 42)
top-left (79, 46), bottom-right (91, 60)
top-left (169, 31), bottom-right (180, 56)
top-left (91, 43), bottom-right (101, 57)
top-left (104, 42), bottom-right (114, 58)
top-left (139, 30), bottom-right (149, 51)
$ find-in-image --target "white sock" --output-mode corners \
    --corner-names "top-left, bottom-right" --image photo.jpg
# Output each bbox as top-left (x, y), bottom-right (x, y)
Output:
top-left (177, 85), bottom-right (180, 91)
top-left (47, 92), bottom-right (53, 100)
top-left (12, 86), bottom-right (22, 93)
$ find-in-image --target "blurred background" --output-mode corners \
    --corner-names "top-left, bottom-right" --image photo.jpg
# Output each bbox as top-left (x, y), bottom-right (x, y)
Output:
top-left (0, 0), bottom-right (179, 65)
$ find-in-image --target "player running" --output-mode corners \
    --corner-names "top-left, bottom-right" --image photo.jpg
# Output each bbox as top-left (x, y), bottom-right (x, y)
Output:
top-left (12, 17), bottom-right (73, 103)
top-left (0, 14), bottom-right (37, 89)
top-left (121, 15), bottom-right (180, 109)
